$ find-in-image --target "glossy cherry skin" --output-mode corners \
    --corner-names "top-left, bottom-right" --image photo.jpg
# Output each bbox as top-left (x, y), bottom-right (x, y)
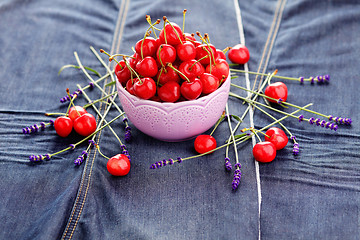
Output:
top-left (133, 77), bottom-right (156, 99)
top-left (194, 135), bottom-right (217, 154)
top-left (135, 56), bottom-right (158, 77)
top-left (252, 142), bottom-right (277, 163)
top-left (135, 37), bottom-right (157, 58)
top-left (199, 73), bottom-right (220, 94)
top-left (159, 22), bottom-right (184, 46)
top-left (176, 41), bottom-right (196, 61)
top-left (215, 49), bottom-right (227, 61)
top-left (264, 127), bottom-right (288, 150)
top-left (180, 77), bottom-right (203, 100)
top-left (228, 44), bottom-right (250, 64)
top-left (205, 59), bottom-right (229, 82)
top-left (156, 44), bottom-right (177, 66)
top-left (68, 106), bottom-right (87, 122)
top-left (125, 78), bottom-right (138, 95)
top-left (54, 116), bottom-right (73, 137)
top-left (264, 82), bottom-right (288, 103)
top-left (158, 81), bottom-right (181, 102)
top-left (195, 44), bottom-right (216, 65)
top-left (73, 113), bottom-right (97, 137)
top-left (178, 59), bottom-right (205, 80)
top-left (156, 65), bottom-right (180, 85)
top-left (107, 154), bottom-right (130, 176)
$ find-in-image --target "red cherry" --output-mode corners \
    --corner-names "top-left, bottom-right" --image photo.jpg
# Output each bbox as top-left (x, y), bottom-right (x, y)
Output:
top-left (205, 59), bottom-right (229, 82)
top-left (192, 41), bottom-right (202, 47)
top-left (264, 127), bottom-right (288, 150)
top-left (156, 44), bottom-right (177, 66)
top-left (264, 82), bottom-right (288, 103)
top-left (73, 113), bottom-right (97, 137)
top-left (132, 52), bottom-right (142, 63)
top-left (180, 77), bottom-right (203, 100)
top-left (215, 49), bottom-right (227, 61)
top-left (115, 61), bottom-right (130, 85)
top-left (199, 73), bottom-right (220, 94)
top-left (54, 116), bottom-right (73, 137)
top-left (252, 142), bottom-right (277, 163)
top-left (107, 154), bottom-right (130, 176)
top-left (228, 44), bottom-right (250, 64)
top-left (176, 41), bottom-right (196, 61)
top-left (135, 56), bottom-right (158, 77)
top-left (156, 65), bottom-right (180, 85)
top-left (68, 106), bottom-right (87, 122)
top-left (194, 135), bottom-right (217, 154)
top-left (159, 22), bottom-right (184, 46)
top-left (158, 81), bottom-right (181, 102)
top-left (133, 77), bottom-right (156, 99)
top-left (183, 33), bottom-right (196, 42)
top-left (178, 59), bottom-right (205, 80)
top-left (125, 78), bottom-right (138, 95)
top-left (195, 44), bottom-right (216, 65)
top-left (135, 37), bottom-right (157, 58)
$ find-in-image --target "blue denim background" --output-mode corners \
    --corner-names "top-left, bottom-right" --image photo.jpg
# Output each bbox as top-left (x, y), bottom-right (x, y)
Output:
top-left (0, 0), bottom-right (359, 239)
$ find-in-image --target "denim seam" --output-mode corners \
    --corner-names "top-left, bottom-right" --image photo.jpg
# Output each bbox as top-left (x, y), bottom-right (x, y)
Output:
top-left (61, 0), bottom-right (131, 239)
top-left (234, 0), bottom-right (261, 238)
top-left (253, 0), bottom-right (287, 91)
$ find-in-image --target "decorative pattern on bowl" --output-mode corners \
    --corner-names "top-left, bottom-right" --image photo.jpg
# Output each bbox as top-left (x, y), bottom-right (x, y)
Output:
top-left (116, 74), bottom-right (231, 142)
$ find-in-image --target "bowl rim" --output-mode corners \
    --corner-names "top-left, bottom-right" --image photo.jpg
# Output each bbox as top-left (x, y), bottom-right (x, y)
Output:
top-left (116, 71), bottom-right (231, 109)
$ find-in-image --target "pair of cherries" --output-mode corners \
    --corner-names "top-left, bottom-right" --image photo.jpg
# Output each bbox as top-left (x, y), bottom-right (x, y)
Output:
top-left (252, 127), bottom-right (288, 163)
top-left (54, 106), bottom-right (97, 138)
top-left (114, 20), bottom-right (230, 102)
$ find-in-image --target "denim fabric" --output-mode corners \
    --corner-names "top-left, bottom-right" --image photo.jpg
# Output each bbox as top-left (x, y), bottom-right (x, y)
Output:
top-left (0, 0), bottom-right (359, 239)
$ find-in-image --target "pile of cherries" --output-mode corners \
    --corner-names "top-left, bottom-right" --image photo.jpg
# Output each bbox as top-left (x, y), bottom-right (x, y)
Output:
top-left (54, 106), bottom-right (97, 138)
top-left (114, 17), bottom-right (233, 102)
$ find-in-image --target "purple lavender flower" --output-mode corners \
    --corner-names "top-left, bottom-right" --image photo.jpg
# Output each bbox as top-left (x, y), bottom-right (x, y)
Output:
top-left (293, 143), bottom-right (299, 155)
top-left (124, 126), bottom-right (132, 142)
top-left (232, 163), bottom-right (242, 190)
top-left (299, 77), bottom-right (304, 84)
top-left (298, 115), bottom-right (304, 122)
top-left (224, 157), bottom-right (232, 171)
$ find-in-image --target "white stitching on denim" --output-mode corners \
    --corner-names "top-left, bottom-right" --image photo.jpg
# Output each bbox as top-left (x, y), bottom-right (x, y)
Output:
top-left (233, 1), bottom-right (262, 239)
top-left (61, 1), bottom-right (130, 239)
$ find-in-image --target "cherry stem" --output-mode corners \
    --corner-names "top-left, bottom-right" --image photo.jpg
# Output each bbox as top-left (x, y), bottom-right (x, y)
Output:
top-left (209, 111), bottom-right (226, 136)
top-left (222, 47), bottom-right (231, 54)
top-left (182, 9), bottom-right (187, 33)
top-left (146, 15), bottom-right (161, 38)
top-left (204, 33), bottom-right (210, 44)
top-left (231, 83), bottom-right (329, 118)
top-left (82, 91), bottom-right (118, 109)
top-left (95, 144), bottom-right (110, 160)
top-left (122, 56), bottom-right (142, 83)
top-left (46, 112), bottom-right (125, 159)
top-left (83, 47), bottom-right (126, 116)
top-left (165, 20), bottom-right (183, 45)
top-left (167, 63), bottom-right (190, 83)
top-left (80, 85), bottom-right (123, 145)
top-left (158, 45), bottom-right (165, 68)
top-left (162, 16), bottom-right (168, 44)
top-left (66, 88), bottom-right (81, 116)
top-left (140, 31), bottom-right (151, 59)
top-left (225, 103), bottom-right (239, 166)
top-left (189, 56), bottom-right (207, 70)
top-left (202, 47), bottom-right (212, 73)
top-left (230, 68), bottom-right (317, 83)
top-left (156, 67), bottom-right (164, 87)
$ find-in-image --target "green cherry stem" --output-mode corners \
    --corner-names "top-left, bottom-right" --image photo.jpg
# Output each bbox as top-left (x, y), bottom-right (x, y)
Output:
top-left (225, 103), bottom-right (240, 166)
top-left (167, 63), bottom-right (191, 82)
top-left (46, 112), bottom-right (125, 160)
top-left (66, 88), bottom-right (81, 116)
top-left (231, 83), bottom-right (330, 118)
top-left (182, 9), bottom-right (187, 33)
top-left (162, 16), bottom-right (168, 44)
top-left (209, 111), bottom-right (226, 136)
top-left (165, 19), bottom-right (183, 45)
top-left (90, 46), bottom-right (128, 121)
top-left (230, 68), bottom-right (315, 83)
top-left (79, 84), bottom-right (123, 146)
top-left (95, 144), bottom-right (110, 160)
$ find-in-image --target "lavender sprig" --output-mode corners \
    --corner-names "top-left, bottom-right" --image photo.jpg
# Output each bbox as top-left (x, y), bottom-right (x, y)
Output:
top-left (22, 120), bottom-right (54, 134)
top-left (232, 163), bottom-right (241, 190)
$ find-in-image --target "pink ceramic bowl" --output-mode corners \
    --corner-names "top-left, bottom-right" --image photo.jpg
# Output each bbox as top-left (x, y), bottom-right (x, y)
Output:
top-left (116, 74), bottom-right (231, 142)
